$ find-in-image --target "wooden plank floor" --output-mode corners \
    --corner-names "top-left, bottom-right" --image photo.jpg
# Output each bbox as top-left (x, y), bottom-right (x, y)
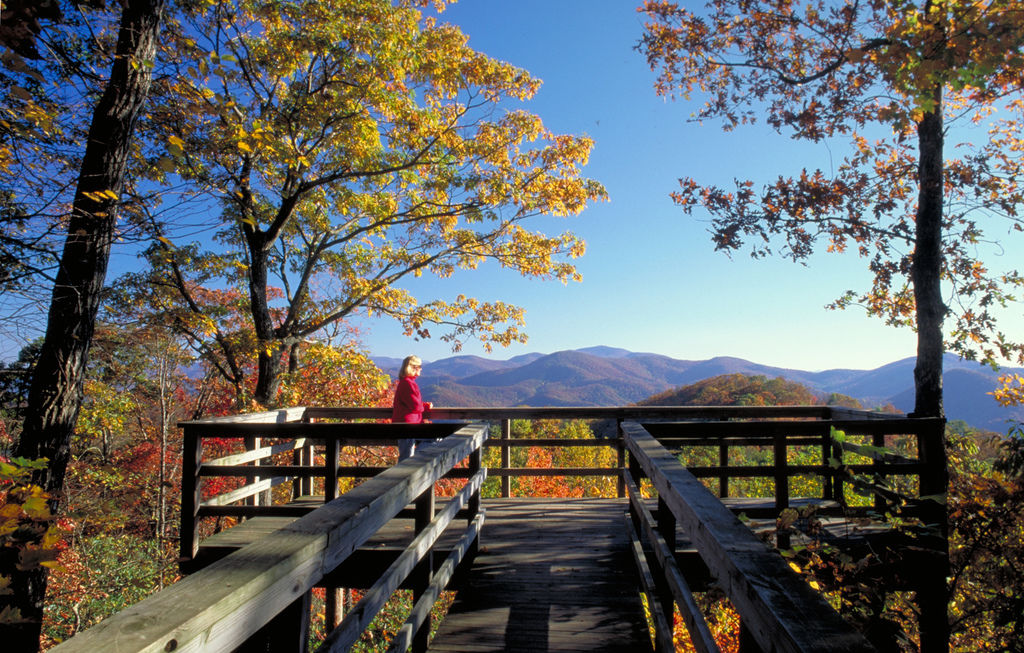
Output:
top-left (428, 498), bottom-right (654, 653)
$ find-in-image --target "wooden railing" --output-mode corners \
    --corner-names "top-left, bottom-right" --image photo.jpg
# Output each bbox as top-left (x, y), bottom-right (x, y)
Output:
top-left (620, 413), bottom-right (947, 653)
top-left (52, 404), bottom-right (947, 652)
top-left (178, 411), bottom-right (474, 570)
top-left (52, 417), bottom-right (488, 653)
top-left (623, 422), bottom-right (878, 653)
top-left (641, 415), bottom-right (948, 531)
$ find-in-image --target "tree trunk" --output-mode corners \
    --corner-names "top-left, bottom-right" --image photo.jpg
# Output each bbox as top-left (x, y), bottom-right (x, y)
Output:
top-left (6, 1), bottom-right (165, 648)
top-left (911, 89), bottom-right (946, 419)
top-left (244, 230), bottom-right (284, 406)
top-left (157, 347), bottom-right (168, 560)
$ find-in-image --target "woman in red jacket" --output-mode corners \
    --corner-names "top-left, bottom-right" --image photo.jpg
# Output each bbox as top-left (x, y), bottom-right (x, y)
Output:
top-left (392, 355), bottom-right (431, 459)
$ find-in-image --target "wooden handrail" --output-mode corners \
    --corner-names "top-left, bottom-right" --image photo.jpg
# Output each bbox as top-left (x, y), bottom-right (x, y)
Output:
top-left (52, 424), bottom-right (489, 653)
top-left (180, 407), bottom-right (941, 536)
top-left (303, 405), bottom-right (838, 421)
top-left (622, 421), bottom-right (877, 653)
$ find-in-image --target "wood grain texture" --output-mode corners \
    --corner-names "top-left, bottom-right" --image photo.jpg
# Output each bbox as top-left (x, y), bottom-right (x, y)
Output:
top-left (623, 422), bottom-right (876, 653)
top-left (50, 425), bottom-right (488, 653)
top-left (427, 498), bottom-right (653, 653)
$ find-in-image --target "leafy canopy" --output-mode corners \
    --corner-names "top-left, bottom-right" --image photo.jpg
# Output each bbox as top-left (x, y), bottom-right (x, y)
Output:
top-left (134, 0), bottom-right (605, 405)
top-left (639, 0), bottom-right (1024, 367)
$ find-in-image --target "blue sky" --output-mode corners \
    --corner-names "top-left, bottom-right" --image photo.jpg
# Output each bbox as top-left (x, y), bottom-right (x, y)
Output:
top-left (359, 0), bottom-right (925, 371)
top-left (7, 1), bottom-right (1016, 374)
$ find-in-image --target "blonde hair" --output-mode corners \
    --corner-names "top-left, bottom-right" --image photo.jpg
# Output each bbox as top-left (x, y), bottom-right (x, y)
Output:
top-left (399, 355), bottom-right (422, 378)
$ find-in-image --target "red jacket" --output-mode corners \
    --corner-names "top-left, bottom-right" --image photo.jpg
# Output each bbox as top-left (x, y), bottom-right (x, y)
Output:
top-left (392, 376), bottom-right (426, 423)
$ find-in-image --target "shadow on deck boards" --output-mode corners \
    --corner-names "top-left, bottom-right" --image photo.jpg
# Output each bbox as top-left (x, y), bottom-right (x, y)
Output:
top-left (428, 498), bottom-right (653, 653)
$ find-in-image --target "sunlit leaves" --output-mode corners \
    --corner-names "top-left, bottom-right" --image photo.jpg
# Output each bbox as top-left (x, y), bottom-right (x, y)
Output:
top-left (141, 0), bottom-right (606, 404)
top-left (639, 0), bottom-right (1024, 370)
top-left (276, 341), bottom-right (391, 407)
top-left (0, 457), bottom-right (64, 626)
top-left (991, 373), bottom-right (1024, 407)
top-left (946, 427), bottom-right (1024, 649)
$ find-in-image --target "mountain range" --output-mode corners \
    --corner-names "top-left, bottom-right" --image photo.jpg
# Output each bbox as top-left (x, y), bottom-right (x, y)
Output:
top-left (374, 347), bottom-right (1024, 433)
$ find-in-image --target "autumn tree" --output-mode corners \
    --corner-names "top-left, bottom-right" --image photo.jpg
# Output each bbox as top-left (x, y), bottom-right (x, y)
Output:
top-left (639, 0), bottom-right (1024, 420)
top-left (135, 0), bottom-right (605, 406)
top-left (1, 0), bottom-right (168, 648)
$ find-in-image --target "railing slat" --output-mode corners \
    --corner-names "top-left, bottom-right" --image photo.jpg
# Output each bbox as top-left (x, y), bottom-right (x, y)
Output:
top-left (317, 469), bottom-right (487, 652)
top-left (622, 511), bottom-right (676, 653)
top-left (206, 438), bottom-right (310, 467)
top-left (385, 513), bottom-right (486, 653)
top-left (624, 472), bottom-right (719, 653)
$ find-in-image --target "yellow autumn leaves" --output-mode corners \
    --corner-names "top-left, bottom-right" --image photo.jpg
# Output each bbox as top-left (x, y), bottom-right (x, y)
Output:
top-left (139, 0), bottom-right (606, 370)
top-left (991, 374), bottom-right (1024, 407)
top-left (1, 458), bottom-right (63, 625)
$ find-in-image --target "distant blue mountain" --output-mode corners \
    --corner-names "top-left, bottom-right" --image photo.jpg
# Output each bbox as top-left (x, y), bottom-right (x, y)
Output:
top-left (381, 348), bottom-right (1023, 433)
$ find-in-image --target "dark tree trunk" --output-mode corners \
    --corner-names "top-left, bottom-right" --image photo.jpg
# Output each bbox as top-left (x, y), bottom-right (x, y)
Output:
top-left (6, 1), bottom-right (165, 648)
top-left (244, 229), bottom-right (283, 406)
top-left (911, 90), bottom-right (946, 420)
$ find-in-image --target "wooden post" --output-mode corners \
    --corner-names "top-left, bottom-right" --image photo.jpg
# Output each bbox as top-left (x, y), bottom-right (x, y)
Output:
top-left (468, 438), bottom-right (482, 523)
top-left (326, 437), bottom-right (340, 501)
top-left (325, 587), bottom-right (343, 632)
top-left (821, 427), bottom-right (834, 501)
top-left (413, 484), bottom-right (436, 653)
top-left (292, 443), bottom-right (304, 501)
top-left (467, 435), bottom-right (483, 560)
top-left (322, 434), bottom-right (343, 631)
top-left (655, 495), bottom-right (676, 628)
top-left (302, 442), bottom-right (315, 497)
top-left (244, 435), bottom-right (258, 509)
top-left (774, 434), bottom-right (790, 550)
top-left (501, 418), bottom-right (511, 498)
top-left (719, 415), bottom-right (730, 498)
top-left (179, 426), bottom-right (201, 570)
top-left (719, 441), bottom-right (730, 498)
top-left (628, 452), bottom-right (643, 536)
top-left (832, 438), bottom-right (846, 508)
top-left (873, 431), bottom-right (886, 513)
top-left (616, 418), bottom-right (626, 498)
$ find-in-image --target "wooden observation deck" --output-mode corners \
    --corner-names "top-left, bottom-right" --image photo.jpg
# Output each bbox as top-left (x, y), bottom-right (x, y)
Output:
top-left (51, 406), bottom-right (949, 653)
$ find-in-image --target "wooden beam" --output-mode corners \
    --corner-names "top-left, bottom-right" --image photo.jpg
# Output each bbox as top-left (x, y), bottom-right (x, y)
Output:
top-left (174, 422), bottom-right (468, 438)
top-left (51, 424), bottom-right (488, 653)
top-left (316, 471), bottom-right (486, 652)
top-left (642, 418), bottom-right (941, 438)
top-left (486, 467), bottom-right (619, 477)
top-left (304, 406), bottom-right (839, 422)
top-left (482, 437), bottom-right (619, 447)
top-left (622, 422), bottom-right (876, 653)
top-left (624, 472), bottom-right (719, 653)
top-left (179, 406), bottom-right (308, 426)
